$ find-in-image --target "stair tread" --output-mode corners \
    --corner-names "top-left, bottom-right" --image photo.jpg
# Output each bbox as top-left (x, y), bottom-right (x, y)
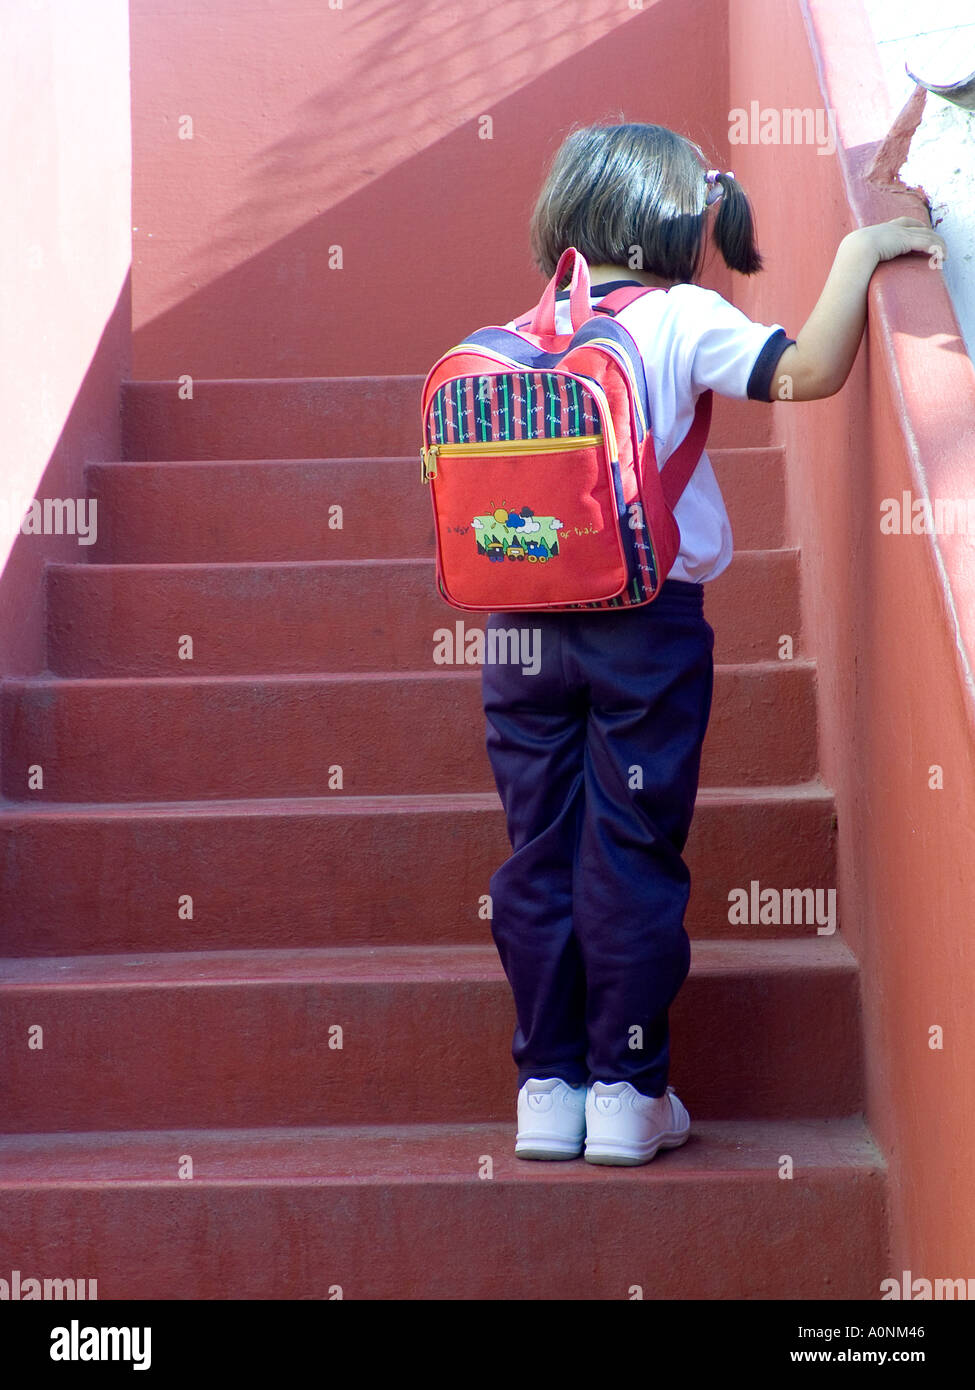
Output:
top-left (2, 659), bottom-right (816, 691)
top-left (0, 1115), bottom-right (883, 1184)
top-left (49, 548), bottom-right (801, 573)
top-left (0, 936), bottom-right (856, 985)
top-left (0, 780), bottom-right (835, 820)
top-left (92, 445), bottom-right (787, 467)
top-left (125, 373), bottom-right (430, 385)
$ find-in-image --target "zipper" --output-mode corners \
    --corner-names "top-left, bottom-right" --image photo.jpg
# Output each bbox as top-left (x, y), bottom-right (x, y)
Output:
top-left (421, 431), bottom-right (603, 481)
top-left (422, 349), bottom-right (620, 474)
top-left (584, 335), bottom-right (648, 436)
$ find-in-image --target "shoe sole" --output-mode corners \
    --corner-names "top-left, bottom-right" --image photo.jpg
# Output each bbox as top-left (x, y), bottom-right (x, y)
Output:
top-left (584, 1129), bottom-right (690, 1166)
top-left (515, 1137), bottom-right (584, 1160)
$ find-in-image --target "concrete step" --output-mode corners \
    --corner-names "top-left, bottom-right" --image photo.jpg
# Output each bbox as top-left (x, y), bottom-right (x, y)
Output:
top-left (84, 447), bottom-right (787, 562)
top-left (47, 550), bottom-right (801, 676)
top-left (0, 1117), bottom-right (887, 1299)
top-left (0, 939), bottom-right (862, 1131)
top-left (120, 377), bottom-right (776, 463)
top-left (0, 664), bottom-right (819, 802)
top-left (0, 785), bottom-right (837, 955)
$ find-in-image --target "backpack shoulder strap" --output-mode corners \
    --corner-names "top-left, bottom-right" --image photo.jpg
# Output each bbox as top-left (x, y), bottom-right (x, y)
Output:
top-left (594, 285), bottom-right (713, 509)
top-left (658, 390), bottom-right (712, 509)
top-left (590, 284), bottom-right (660, 316)
top-left (514, 282), bottom-right (712, 509)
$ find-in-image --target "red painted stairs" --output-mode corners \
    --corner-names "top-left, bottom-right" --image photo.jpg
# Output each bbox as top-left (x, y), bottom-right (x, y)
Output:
top-left (0, 377), bottom-right (888, 1299)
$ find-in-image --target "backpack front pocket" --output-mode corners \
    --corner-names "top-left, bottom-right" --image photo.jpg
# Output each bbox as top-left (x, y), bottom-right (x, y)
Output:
top-left (424, 432), bottom-right (630, 610)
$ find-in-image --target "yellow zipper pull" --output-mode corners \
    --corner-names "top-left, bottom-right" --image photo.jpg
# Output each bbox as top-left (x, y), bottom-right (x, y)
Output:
top-left (421, 444), bottom-right (439, 481)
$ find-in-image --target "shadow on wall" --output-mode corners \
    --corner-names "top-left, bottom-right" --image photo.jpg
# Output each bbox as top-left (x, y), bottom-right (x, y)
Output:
top-left (130, 0), bottom-right (732, 379)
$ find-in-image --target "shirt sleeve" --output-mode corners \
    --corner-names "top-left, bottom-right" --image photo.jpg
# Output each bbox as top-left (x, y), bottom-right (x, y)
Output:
top-left (671, 285), bottom-right (795, 402)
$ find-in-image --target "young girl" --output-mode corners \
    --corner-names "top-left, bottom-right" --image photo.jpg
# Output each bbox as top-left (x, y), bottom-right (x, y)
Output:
top-left (481, 121), bottom-right (945, 1166)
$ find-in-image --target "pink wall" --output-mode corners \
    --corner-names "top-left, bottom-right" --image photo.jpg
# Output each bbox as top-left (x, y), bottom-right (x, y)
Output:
top-left (729, 0), bottom-right (975, 1275)
top-left (0, 0), bottom-right (132, 678)
top-left (130, 0), bottom-right (731, 379)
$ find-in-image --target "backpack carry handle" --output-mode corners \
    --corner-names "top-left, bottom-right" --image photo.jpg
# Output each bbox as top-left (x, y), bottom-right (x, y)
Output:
top-left (529, 248), bottom-right (593, 336)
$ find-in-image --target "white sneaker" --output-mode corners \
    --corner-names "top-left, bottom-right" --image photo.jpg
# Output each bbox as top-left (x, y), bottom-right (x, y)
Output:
top-left (584, 1081), bottom-right (690, 1165)
top-left (515, 1077), bottom-right (587, 1159)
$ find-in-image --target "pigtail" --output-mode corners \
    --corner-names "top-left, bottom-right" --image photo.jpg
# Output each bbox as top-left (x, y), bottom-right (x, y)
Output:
top-left (711, 172), bottom-right (763, 275)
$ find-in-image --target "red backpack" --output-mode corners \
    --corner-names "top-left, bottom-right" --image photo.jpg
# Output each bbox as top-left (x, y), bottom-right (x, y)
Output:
top-left (419, 247), bottom-right (711, 612)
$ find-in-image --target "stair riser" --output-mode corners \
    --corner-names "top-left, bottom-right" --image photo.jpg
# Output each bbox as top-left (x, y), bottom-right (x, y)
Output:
top-left (0, 667), bottom-right (819, 802)
top-left (120, 379), bottom-right (774, 463)
top-left (46, 551), bottom-right (800, 676)
top-left (0, 1173), bottom-right (886, 1298)
top-left (88, 458), bottom-right (439, 562)
top-left (85, 449), bottom-right (786, 563)
top-left (0, 966), bottom-right (861, 1130)
top-left (0, 796), bottom-right (837, 954)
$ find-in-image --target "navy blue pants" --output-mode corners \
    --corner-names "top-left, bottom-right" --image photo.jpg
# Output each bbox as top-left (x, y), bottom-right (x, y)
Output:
top-left (481, 578), bottom-right (714, 1099)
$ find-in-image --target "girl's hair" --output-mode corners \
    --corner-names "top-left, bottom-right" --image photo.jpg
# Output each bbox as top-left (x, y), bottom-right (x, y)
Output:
top-left (529, 122), bottom-right (763, 283)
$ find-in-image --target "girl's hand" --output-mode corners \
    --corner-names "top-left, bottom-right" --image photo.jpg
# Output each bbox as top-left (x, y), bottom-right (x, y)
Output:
top-left (847, 217), bottom-right (947, 266)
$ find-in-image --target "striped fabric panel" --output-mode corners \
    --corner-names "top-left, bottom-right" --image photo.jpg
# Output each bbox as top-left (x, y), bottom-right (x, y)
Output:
top-left (429, 372), bottom-right (601, 444)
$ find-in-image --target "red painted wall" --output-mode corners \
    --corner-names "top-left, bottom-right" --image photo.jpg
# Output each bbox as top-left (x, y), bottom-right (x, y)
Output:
top-left (130, 0), bottom-right (732, 379)
top-left (729, 0), bottom-right (975, 1277)
top-left (0, 1), bottom-right (131, 678)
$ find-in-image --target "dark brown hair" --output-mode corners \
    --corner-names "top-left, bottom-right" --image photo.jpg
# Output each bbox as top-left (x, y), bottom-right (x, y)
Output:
top-left (529, 122), bottom-right (763, 282)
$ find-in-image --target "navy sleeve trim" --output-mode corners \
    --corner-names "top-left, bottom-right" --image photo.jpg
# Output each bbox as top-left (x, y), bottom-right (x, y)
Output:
top-left (747, 327), bottom-right (796, 402)
top-left (555, 278), bottom-right (646, 300)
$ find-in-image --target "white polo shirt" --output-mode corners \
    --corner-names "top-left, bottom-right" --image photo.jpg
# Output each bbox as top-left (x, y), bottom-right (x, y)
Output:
top-left (519, 281), bottom-right (793, 584)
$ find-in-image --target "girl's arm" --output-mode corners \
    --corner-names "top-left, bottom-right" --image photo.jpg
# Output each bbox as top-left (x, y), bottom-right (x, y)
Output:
top-left (769, 217), bottom-right (948, 402)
